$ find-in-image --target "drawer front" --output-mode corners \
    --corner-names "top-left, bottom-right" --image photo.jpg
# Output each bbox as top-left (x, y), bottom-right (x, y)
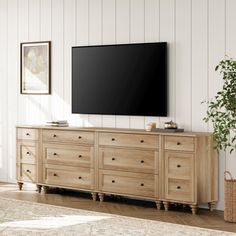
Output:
top-left (99, 170), bottom-right (154, 198)
top-left (18, 143), bottom-right (36, 164)
top-left (44, 165), bottom-right (94, 189)
top-left (43, 144), bottom-right (93, 168)
top-left (17, 128), bottom-right (38, 141)
top-left (42, 130), bottom-right (94, 145)
top-left (99, 148), bottom-right (156, 174)
top-left (165, 152), bottom-right (193, 179)
top-left (164, 136), bottom-right (194, 152)
top-left (165, 178), bottom-right (193, 202)
top-left (19, 164), bottom-right (36, 182)
top-left (99, 133), bottom-right (158, 149)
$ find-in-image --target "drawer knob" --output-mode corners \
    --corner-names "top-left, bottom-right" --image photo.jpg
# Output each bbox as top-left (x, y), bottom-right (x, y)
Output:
top-left (112, 180), bottom-right (115, 183)
top-left (177, 142), bottom-right (181, 145)
top-left (111, 138), bottom-right (115, 141)
top-left (26, 152), bottom-right (30, 155)
top-left (140, 140), bottom-right (144, 143)
top-left (26, 133), bottom-right (30, 136)
top-left (53, 134), bottom-right (57, 138)
top-left (78, 155), bottom-right (82, 158)
top-left (53, 173), bottom-right (57, 176)
top-left (112, 157), bottom-right (115, 161)
top-left (78, 136), bottom-right (82, 139)
top-left (140, 160), bottom-right (144, 163)
top-left (78, 176), bottom-right (82, 179)
top-left (177, 186), bottom-right (181, 189)
top-left (177, 164), bottom-right (181, 168)
top-left (53, 153), bottom-right (57, 156)
top-left (140, 183), bottom-right (144, 186)
top-left (26, 169), bottom-right (31, 173)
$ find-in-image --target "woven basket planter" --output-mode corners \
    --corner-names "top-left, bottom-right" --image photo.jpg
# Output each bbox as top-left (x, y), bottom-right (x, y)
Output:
top-left (224, 171), bottom-right (236, 222)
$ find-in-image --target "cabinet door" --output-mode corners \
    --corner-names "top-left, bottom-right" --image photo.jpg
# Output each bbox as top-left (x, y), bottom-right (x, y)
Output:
top-left (164, 152), bottom-right (194, 202)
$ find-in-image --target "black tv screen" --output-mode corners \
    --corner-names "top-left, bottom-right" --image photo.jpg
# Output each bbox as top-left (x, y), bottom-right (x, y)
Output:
top-left (72, 42), bottom-right (167, 116)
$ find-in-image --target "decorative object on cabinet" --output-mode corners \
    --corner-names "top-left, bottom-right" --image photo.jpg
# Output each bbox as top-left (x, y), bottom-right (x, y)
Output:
top-left (20, 41), bottom-right (51, 94)
top-left (164, 120), bottom-right (178, 129)
top-left (16, 126), bottom-right (218, 214)
top-left (145, 122), bottom-right (156, 131)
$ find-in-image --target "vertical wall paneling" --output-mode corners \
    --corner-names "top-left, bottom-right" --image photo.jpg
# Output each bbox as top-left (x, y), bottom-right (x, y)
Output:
top-left (64, 0), bottom-right (76, 125)
top-left (144, 0), bottom-right (160, 128)
top-left (191, 0), bottom-right (208, 132)
top-left (225, 0), bottom-right (236, 183)
top-left (115, 0), bottom-right (130, 128)
top-left (7, 0), bottom-right (18, 182)
top-left (88, 0), bottom-right (102, 127)
top-left (18, 0), bottom-right (29, 124)
top-left (159, 0), bottom-right (175, 125)
top-left (175, 0), bottom-right (192, 131)
top-left (51, 0), bottom-right (65, 120)
top-left (0, 0), bottom-right (8, 181)
top-left (208, 0), bottom-right (226, 211)
top-left (76, 0), bottom-right (90, 126)
top-left (28, 0), bottom-right (42, 124)
top-left (130, 0), bottom-right (145, 129)
top-left (40, 0), bottom-right (52, 123)
top-left (102, 0), bottom-right (116, 128)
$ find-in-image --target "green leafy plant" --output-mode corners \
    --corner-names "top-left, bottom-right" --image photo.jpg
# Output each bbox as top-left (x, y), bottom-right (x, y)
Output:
top-left (203, 58), bottom-right (236, 153)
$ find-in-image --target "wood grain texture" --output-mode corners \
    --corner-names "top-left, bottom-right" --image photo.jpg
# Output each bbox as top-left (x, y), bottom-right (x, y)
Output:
top-left (16, 126), bottom-right (218, 214)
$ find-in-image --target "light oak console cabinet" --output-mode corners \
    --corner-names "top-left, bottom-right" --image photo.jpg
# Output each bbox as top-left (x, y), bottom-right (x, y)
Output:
top-left (16, 126), bottom-right (218, 214)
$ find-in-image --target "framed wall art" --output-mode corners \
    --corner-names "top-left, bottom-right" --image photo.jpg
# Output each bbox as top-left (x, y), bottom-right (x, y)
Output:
top-left (20, 41), bottom-right (51, 94)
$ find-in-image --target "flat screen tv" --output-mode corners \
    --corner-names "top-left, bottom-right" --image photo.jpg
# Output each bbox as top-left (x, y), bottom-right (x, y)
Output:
top-left (72, 42), bottom-right (167, 116)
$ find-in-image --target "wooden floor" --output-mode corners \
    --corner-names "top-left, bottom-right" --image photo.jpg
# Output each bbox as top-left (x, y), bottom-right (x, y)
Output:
top-left (0, 183), bottom-right (235, 233)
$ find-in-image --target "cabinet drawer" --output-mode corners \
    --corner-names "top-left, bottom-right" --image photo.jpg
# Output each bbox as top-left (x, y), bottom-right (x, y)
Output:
top-left (99, 170), bottom-right (155, 198)
top-left (43, 144), bottom-right (93, 168)
top-left (165, 152), bottom-right (193, 179)
top-left (17, 128), bottom-right (38, 141)
top-left (165, 178), bottom-right (193, 202)
top-left (42, 130), bottom-right (94, 145)
top-left (164, 136), bottom-right (194, 152)
top-left (19, 164), bottom-right (36, 182)
top-left (99, 148), bottom-right (157, 174)
top-left (18, 143), bottom-right (36, 164)
top-left (99, 133), bottom-right (158, 149)
top-left (44, 164), bottom-right (94, 189)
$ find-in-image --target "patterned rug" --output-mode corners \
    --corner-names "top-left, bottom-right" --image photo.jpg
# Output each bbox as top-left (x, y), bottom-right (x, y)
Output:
top-left (0, 197), bottom-right (234, 236)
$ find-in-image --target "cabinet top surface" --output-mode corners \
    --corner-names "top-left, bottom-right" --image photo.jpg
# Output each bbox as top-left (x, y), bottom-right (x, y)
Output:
top-left (16, 125), bottom-right (212, 137)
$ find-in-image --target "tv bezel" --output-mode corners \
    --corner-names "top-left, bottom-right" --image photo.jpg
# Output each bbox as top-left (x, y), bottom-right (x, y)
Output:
top-left (72, 42), bottom-right (168, 117)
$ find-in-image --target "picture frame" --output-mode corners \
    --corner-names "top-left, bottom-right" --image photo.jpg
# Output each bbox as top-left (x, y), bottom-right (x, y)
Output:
top-left (20, 41), bottom-right (51, 94)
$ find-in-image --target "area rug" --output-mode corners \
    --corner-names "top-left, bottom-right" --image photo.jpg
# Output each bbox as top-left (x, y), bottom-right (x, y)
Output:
top-left (0, 197), bottom-right (234, 236)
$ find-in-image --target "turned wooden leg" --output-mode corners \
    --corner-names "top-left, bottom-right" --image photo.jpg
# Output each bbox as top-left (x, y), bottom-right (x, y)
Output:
top-left (190, 204), bottom-right (198, 215)
top-left (91, 192), bottom-right (97, 201)
top-left (43, 186), bottom-right (49, 194)
top-left (36, 185), bottom-right (42, 193)
top-left (17, 182), bottom-right (23, 191)
top-left (163, 201), bottom-right (169, 211)
top-left (208, 202), bottom-right (215, 212)
top-left (98, 193), bottom-right (104, 202)
top-left (155, 200), bottom-right (162, 210)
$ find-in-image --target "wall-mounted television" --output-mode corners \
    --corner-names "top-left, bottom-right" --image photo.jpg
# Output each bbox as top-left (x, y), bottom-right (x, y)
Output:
top-left (72, 42), bottom-right (167, 116)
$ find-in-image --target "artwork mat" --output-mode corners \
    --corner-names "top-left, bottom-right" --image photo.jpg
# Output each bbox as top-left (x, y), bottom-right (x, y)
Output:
top-left (20, 41), bottom-right (51, 94)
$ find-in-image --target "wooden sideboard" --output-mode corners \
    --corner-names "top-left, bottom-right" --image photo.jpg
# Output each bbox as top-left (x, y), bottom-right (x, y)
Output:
top-left (16, 126), bottom-right (218, 214)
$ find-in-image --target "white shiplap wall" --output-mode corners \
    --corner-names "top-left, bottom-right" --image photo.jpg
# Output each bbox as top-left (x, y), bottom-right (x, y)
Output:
top-left (0, 0), bottom-right (236, 210)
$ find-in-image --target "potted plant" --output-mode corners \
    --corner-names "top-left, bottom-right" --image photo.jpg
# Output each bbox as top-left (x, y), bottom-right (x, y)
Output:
top-left (203, 57), bottom-right (236, 222)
